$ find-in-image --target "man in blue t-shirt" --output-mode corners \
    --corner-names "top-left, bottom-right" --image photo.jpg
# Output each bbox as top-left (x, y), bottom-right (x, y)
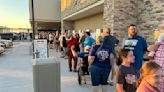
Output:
top-left (102, 27), bottom-right (119, 57)
top-left (123, 24), bottom-right (147, 70)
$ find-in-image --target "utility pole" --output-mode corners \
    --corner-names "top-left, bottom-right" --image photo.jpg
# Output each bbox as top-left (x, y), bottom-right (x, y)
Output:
top-left (31, 0), bottom-right (35, 52)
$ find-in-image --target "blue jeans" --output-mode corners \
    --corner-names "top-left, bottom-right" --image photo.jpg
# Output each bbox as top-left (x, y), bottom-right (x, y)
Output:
top-left (63, 47), bottom-right (66, 57)
top-left (89, 65), bottom-right (111, 86)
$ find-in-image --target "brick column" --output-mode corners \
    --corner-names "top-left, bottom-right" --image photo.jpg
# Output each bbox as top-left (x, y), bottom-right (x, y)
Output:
top-left (61, 20), bottom-right (74, 32)
top-left (138, 0), bottom-right (164, 43)
top-left (104, 0), bottom-right (138, 40)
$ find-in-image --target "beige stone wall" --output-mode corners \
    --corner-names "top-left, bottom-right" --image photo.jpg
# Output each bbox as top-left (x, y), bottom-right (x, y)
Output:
top-left (74, 13), bottom-right (103, 32)
top-left (103, 0), bottom-right (114, 33)
top-left (62, 0), bottom-right (99, 18)
top-left (104, 0), bottom-right (138, 40)
top-left (104, 0), bottom-right (164, 43)
top-left (138, 0), bottom-right (164, 43)
top-left (62, 0), bottom-right (164, 43)
top-left (62, 21), bottom-right (74, 31)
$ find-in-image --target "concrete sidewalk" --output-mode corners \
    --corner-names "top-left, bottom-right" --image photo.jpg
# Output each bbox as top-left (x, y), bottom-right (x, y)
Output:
top-left (49, 49), bottom-right (116, 92)
top-left (0, 42), bottom-right (33, 92)
top-left (0, 42), bottom-right (116, 92)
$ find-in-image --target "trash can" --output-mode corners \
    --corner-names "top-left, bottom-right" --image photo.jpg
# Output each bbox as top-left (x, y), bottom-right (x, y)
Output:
top-left (33, 57), bottom-right (60, 92)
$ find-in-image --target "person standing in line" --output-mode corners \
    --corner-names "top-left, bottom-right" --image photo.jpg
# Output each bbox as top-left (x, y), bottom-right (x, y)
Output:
top-left (102, 27), bottom-right (119, 52)
top-left (136, 61), bottom-right (162, 92)
top-left (79, 30), bottom-right (86, 52)
top-left (54, 31), bottom-right (60, 52)
top-left (48, 33), bottom-right (53, 49)
top-left (66, 33), bottom-right (79, 72)
top-left (123, 24), bottom-right (147, 70)
top-left (116, 48), bottom-right (139, 92)
top-left (62, 34), bottom-right (67, 59)
top-left (88, 36), bottom-right (116, 92)
top-left (84, 31), bottom-right (95, 48)
top-left (102, 27), bottom-right (119, 85)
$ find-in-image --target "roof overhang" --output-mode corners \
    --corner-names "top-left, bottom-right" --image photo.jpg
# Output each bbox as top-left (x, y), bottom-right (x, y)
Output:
top-left (63, 0), bottom-right (104, 21)
top-left (30, 21), bottom-right (61, 29)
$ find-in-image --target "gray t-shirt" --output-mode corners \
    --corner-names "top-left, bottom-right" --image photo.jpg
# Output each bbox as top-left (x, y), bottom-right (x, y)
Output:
top-left (117, 65), bottom-right (139, 92)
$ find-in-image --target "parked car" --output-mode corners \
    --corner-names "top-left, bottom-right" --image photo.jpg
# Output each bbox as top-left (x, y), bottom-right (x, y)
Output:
top-left (0, 47), bottom-right (5, 54)
top-left (0, 42), bottom-right (6, 48)
top-left (0, 39), bottom-right (13, 48)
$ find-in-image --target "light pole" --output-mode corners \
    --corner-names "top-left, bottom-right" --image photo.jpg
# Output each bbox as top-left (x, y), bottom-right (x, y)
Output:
top-left (31, 0), bottom-right (35, 52)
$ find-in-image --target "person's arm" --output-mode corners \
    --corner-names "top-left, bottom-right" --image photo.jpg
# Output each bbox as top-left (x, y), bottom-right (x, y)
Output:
top-left (116, 67), bottom-right (125, 92)
top-left (110, 53), bottom-right (117, 76)
top-left (88, 56), bottom-right (95, 64)
top-left (142, 38), bottom-right (148, 52)
top-left (66, 36), bottom-right (72, 41)
top-left (88, 46), bottom-right (96, 64)
top-left (154, 42), bottom-right (160, 50)
top-left (91, 37), bottom-right (96, 45)
top-left (116, 84), bottom-right (125, 92)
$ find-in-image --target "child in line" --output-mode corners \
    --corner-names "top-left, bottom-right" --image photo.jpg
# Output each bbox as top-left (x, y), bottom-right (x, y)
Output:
top-left (116, 48), bottom-right (139, 92)
top-left (136, 61), bottom-right (162, 92)
top-left (78, 45), bottom-right (91, 75)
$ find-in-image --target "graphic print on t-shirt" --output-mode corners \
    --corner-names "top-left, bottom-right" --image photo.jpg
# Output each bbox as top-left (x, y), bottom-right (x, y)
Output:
top-left (125, 74), bottom-right (137, 85)
top-left (124, 39), bottom-right (138, 50)
top-left (96, 49), bottom-right (109, 61)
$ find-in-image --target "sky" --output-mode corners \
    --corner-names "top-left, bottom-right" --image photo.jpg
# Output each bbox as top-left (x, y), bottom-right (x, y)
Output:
top-left (0, 0), bottom-right (30, 28)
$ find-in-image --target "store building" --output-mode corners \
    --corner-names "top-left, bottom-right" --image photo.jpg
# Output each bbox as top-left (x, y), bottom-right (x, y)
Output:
top-left (61, 0), bottom-right (164, 43)
top-left (29, 0), bottom-right (61, 34)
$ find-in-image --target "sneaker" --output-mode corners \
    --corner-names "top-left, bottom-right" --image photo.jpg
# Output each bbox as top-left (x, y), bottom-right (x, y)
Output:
top-left (60, 56), bottom-right (64, 58)
top-left (73, 70), bottom-right (77, 72)
top-left (108, 80), bottom-right (114, 86)
top-left (64, 56), bottom-right (67, 59)
top-left (69, 69), bottom-right (72, 72)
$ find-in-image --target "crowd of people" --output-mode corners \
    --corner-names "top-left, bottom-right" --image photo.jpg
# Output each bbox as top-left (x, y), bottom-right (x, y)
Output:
top-left (38, 24), bottom-right (164, 92)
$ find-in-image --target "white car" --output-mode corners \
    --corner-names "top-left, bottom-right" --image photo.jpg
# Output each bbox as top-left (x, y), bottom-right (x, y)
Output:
top-left (0, 39), bottom-right (13, 48)
top-left (0, 47), bottom-right (5, 54)
top-left (0, 42), bottom-right (6, 48)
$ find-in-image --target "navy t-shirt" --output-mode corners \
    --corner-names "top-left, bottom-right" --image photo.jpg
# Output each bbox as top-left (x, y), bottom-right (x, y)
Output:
top-left (117, 65), bottom-right (139, 92)
top-left (103, 35), bottom-right (119, 50)
top-left (123, 35), bottom-right (147, 70)
top-left (90, 45), bottom-right (112, 69)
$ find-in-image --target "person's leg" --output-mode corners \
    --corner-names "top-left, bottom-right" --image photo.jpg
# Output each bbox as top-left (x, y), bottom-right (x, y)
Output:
top-left (90, 65), bottom-right (101, 92)
top-left (56, 42), bottom-right (59, 52)
top-left (101, 85), bottom-right (108, 92)
top-left (67, 48), bottom-right (72, 71)
top-left (91, 86), bottom-right (100, 92)
top-left (73, 55), bottom-right (78, 72)
top-left (100, 69), bottom-right (110, 92)
top-left (63, 47), bottom-right (66, 57)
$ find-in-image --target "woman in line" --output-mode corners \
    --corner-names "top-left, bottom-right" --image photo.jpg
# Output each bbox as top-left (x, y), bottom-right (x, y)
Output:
top-left (88, 36), bottom-right (116, 92)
